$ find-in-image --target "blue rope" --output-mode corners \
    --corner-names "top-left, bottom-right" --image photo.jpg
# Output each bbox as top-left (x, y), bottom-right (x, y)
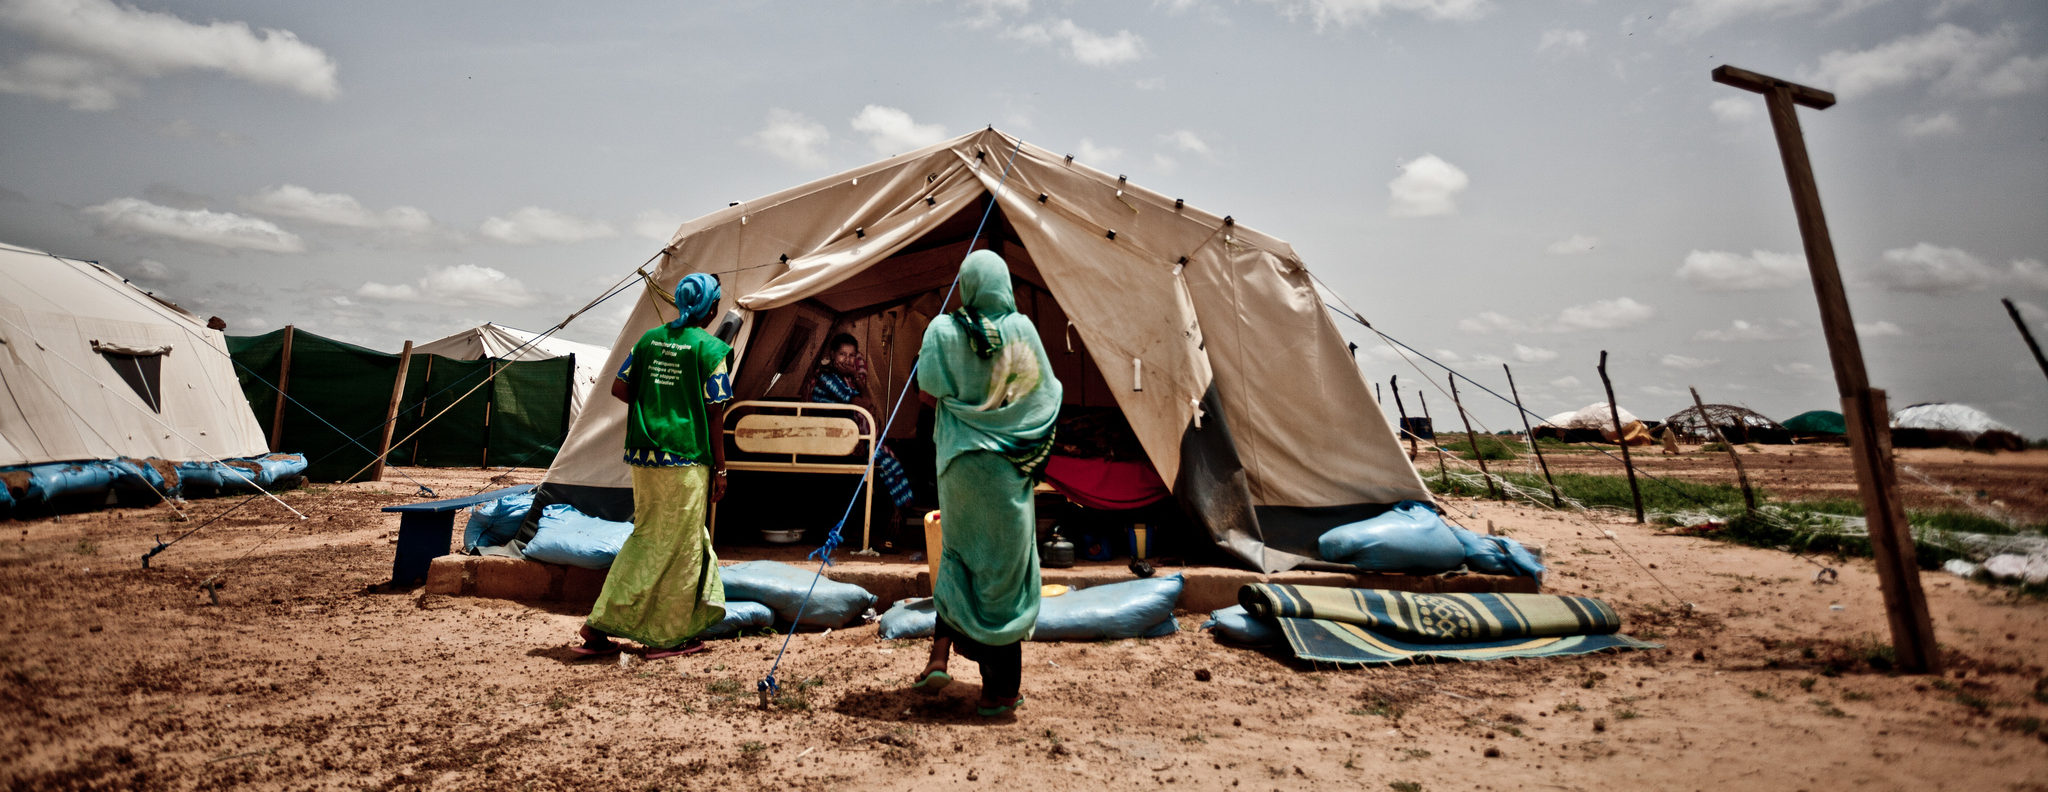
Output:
top-left (760, 135), bottom-right (1027, 700)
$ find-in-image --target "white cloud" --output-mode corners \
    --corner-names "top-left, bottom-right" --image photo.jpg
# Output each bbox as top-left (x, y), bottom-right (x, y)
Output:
top-left (0, 0), bottom-right (337, 111)
top-left (1696, 318), bottom-right (1802, 342)
top-left (2009, 258), bottom-right (2048, 291)
top-left (1665, 0), bottom-right (1877, 37)
top-left (1457, 311), bottom-right (1520, 335)
top-left (632, 210), bottom-right (684, 243)
top-left (1512, 343), bottom-right (1557, 363)
top-left (357, 264), bottom-right (537, 309)
top-left (126, 257), bottom-right (178, 283)
top-left (1805, 24), bottom-right (2048, 100)
top-left (1857, 320), bottom-right (1903, 337)
top-left (745, 108), bottom-right (830, 168)
top-left (159, 118), bottom-right (247, 146)
top-left (1549, 375), bottom-right (1581, 389)
top-left (1460, 298), bottom-right (1654, 334)
top-left (1537, 28), bottom-right (1588, 56)
top-left (1074, 138), bottom-right (1123, 167)
top-left (242, 185), bottom-right (432, 232)
top-left (850, 105), bottom-right (947, 156)
top-left (478, 207), bottom-right (617, 246)
top-left (1660, 354), bottom-right (1718, 370)
top-left (1900, 112), bottom-right (1961, 138)
top-left (1546, 234), bottom-right (1599, 255)
top-left (1551, 297), bottom-right (1654, 332)
top-left (1256, 0), bottom-right (1492, 30)
top-left (960, 0), bottom-right (1031, 28)
top-left (84, 197), bottom-right (304, 252)
top-left (1675, 249), bottom-right (1806, 291)
top-left (1387, 154), bottom-right (1468, 218)
top-left (1708, 96), bottom-right (1758, 124)
top-left (1160, 129), bottom-right (1211, 156)
top-left (1871, 242), bottom-right (1997, 293)
top-left (1774, 362), bottom-right (1822, 377)
top-left (1004, 19), bottom-right (1145, 66)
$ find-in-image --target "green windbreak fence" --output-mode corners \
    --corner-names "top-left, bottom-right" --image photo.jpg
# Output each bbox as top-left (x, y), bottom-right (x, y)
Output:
top-left (228, 328), bottom-right (575, 481)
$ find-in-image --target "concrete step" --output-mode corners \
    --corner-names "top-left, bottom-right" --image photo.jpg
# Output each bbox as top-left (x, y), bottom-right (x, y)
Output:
top-left (424, 547), bottom-right (1539, 613)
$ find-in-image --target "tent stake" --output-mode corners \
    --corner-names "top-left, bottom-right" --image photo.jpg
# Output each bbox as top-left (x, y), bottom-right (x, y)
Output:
top-left (1503, 364), bottom-right (1562, 508)
top-left (1596, 351), bottom-right (1644, 524)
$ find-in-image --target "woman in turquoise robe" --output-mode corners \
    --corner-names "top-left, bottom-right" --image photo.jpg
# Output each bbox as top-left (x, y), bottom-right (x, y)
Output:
top-left (912, 249), bottom-right (1062, 716)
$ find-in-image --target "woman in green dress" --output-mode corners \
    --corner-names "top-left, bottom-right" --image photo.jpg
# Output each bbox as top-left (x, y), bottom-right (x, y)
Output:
top-left (573, 273), bottom-right (731, 659)
top-left (912, 249), bottom-right (1062, 716)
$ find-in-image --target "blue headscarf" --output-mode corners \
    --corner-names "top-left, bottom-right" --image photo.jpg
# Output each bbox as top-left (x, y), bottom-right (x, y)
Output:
top-left (669, 273), bottom-right (720, 329)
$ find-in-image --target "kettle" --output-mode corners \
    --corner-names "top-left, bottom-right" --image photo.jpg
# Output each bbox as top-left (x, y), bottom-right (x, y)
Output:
top-left (1040, 529), bottom-right (1075, 569)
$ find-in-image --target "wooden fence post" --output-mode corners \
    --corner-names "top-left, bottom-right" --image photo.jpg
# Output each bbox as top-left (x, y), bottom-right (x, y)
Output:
top-left (373, 341), bottom-right (413, 483)
top-left (1505, 364), bottom-right (1563, 507)
top-left (1449, 375), bottom-right (1500, 500)
top-left (268, 324), bottom-right (295, 452)
top-left (1418, 391), bottom-right (1447, 487)
top-left (1597, 351), bottom-right (1645, 523)
top-left (1390, 375), bottom-right (1418, 461)
top-left (2004, 298), bottom-right (2048, 387)
top-left (1715, 63), bottom-right (1938, 673)
top-left (1690, 387), bottom-right (1757, 513)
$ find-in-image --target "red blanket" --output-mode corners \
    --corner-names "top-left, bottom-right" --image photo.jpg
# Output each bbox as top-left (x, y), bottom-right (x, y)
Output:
top-left (1042, 456), bottom-right (1169, 511)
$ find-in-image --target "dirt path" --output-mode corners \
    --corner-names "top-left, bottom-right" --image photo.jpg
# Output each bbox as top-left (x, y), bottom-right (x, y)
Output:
top-left (3, 466), bottom-right (2045, 790)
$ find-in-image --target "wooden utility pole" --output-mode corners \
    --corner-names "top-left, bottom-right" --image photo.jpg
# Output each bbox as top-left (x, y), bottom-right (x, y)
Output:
top-left (2004, 298), bottom-right (2048, 387)
top-left (1597, 351), bottom-right (1645, 524)
top-left (1714, 64), bottom-right (1939, 673)
top-left (1448, 375), bottom-right (1500, 499)
top-left (1505, 364), bottom-right (1563, 507)
top-left (372, 341), bottom-right (413, 482)
top-left (1390, 375), bottom-right (1418, 460)
top-left (268, 324), bottom-right (296, 452)
top-left (1418, 391), bottom-right (1447, 486)
top-left (1690, 387), bottom-right (1757, 513)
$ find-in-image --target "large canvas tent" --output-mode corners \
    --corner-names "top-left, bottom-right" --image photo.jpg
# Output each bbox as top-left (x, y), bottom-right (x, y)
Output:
top-left (0, 242), bottom-right (268, 468)
top-left (229, 328), bottom-right (577, 480)
top-left (412, 323), bottom-right (608, 419)
top-left (541, 128), bottom-right (1430, 572)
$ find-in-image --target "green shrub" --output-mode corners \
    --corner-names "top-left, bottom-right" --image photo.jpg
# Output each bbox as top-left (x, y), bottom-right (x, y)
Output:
top-left (1437, 435), bottom-right (1520, 461)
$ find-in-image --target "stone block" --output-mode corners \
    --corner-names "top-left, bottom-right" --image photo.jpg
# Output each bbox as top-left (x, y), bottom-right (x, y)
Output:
top-left (473, 555), bottom-right (554, 599)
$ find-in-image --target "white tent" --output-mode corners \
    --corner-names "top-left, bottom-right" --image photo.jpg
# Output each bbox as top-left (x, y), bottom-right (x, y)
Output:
top-left (412, 323), bottom-right (609, 418)
top-left (0, 242), bottom-right (268, 468)
top-left (1892, 403), bottom-right (2015, 436)
top-left (1543, 403), bottom-right (1640, 431)
top-left (541, 128), bottom-right (1431, 572)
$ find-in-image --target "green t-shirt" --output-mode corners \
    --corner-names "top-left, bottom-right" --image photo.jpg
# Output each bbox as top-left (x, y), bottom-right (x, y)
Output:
top-left (617, 324), bottom-right (732, 466)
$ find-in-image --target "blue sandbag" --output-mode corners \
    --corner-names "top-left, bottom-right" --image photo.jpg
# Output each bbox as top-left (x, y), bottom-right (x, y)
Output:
top-left (249, 454), bottom-right (307, 486)
top-left (876, 576), bottom-right (1183, 641)
top-left (463, 491), bottom-right (536, 552)
top-left (877, 598), bottom-right (936, 640)
top-left (1201, 604), bottom-right (1281, 647)
top-left (522, 503), bottom-right (634, 569)
top-left (699, 600), bottom-right (774, 639)
top-left (1448, 524), bottom-right (1510, 574)
top-left (1033, 574), bottom-right (1183, 640)
top-left (0, 479), bottom-right (12, 514)
top-left (19, 461), bottom-right (118, 502)
top-left (721, 560), bottom-right (877, 629)
top-left (1317, 500), bottom-right (1466, 572)
top-left (1492, 535), bottom-right (1546, 580)
top-left (173, 460), bottom-right (226, 492)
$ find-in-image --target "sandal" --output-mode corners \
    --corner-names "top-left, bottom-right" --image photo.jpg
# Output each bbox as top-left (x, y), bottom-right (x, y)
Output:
top-left (571, 625), bottom-right (622, 657)
top-left (975, 694), bottom-right (1023, 717)
top-left (642, 640), bottom-right (709, 660)
top-left (911, 668), bottom-right (952, 692)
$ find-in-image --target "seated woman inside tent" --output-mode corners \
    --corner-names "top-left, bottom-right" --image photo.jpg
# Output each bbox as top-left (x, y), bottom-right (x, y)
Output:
top-left (805, 332), bottom-right (916, 551)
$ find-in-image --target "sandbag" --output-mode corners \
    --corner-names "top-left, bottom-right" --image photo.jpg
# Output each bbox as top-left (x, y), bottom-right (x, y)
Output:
top-left (16, 461), bottom-right (118, 502)
top-left (1317, 500), bottom-right (1465, 572)
top-left (1449, 525), bottom-right (1509, 574)
top-left (464, 491), bottom-right (536, 552)
top-left (1201, 604), bottom-right (1281, 647)
top-left (249, 454), bottom-right (308, 487)
top-left (721, 560), bottom-right (877, 629)
top-left (1033, 574), bottom-right (1182, 640)
top-left (522, 503), bottom-right (634, 569)
top-left (875, 576), bottom-right (1182, 641)
top-left (1492, 534), bottom-right (1546, 579)
top-left (877, 597), bottom-right (936, 640)
top-left (699, 600), bottom-right (775, 639)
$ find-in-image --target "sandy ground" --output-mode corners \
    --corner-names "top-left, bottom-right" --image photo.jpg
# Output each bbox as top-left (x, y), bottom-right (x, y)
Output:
top-left (4, 450), bottom-right (2047, 791)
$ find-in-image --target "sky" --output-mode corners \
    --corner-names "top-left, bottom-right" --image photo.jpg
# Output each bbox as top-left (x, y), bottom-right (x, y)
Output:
top-left (2, 0), bottom-right (2044, 439)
